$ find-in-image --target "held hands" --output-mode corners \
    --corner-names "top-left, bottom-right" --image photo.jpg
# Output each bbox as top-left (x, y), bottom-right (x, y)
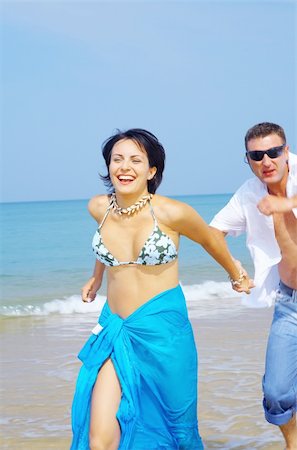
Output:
top-left (230, 274), bottom-right (254, 295)
top-left (81, 276), bottom-right (101, 303)
top-left (230, 259), bottom-right (254, 295)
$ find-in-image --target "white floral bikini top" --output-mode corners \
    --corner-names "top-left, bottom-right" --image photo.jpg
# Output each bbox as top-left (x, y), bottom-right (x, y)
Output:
top-left (92, 202), bottom-right (178, 267)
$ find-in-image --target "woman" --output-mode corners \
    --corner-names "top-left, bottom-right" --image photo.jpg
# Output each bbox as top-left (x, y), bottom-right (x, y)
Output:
top-left (71, 129), bottom-right (251, 450)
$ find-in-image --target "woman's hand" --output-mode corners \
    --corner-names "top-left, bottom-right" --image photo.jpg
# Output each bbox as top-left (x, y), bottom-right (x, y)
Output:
top-left (231, 276), bottom-right (254, 294)
top-left (229, 263), bottom-right (255, 295)
top-left (81, 260), bottom-right (105, 303)
top-left (81, 276), bottom-right (101, 303)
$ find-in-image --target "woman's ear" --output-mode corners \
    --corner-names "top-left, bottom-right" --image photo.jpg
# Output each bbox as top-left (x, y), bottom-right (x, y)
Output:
top-left (148, 166), bottom-right (157, 180)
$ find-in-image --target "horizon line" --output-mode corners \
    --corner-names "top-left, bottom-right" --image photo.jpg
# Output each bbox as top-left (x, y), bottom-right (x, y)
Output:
top-left (0, 192), bottom-right (233, 206)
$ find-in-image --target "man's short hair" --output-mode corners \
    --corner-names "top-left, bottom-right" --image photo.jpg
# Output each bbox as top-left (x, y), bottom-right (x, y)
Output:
top-left (245, 122), bottom-right (286, 149)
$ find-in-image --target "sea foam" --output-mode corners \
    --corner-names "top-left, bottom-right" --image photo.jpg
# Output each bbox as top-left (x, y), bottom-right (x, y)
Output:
top-left (0, 281), bottom-right (242, 318)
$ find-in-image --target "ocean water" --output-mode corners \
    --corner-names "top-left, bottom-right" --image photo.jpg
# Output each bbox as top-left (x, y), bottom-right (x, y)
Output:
top-left (0, 194), bottom-right (253, 317)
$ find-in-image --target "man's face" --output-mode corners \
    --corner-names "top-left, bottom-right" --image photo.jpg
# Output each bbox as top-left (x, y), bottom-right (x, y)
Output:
top-left (246, 133), bottom-right (289, 186)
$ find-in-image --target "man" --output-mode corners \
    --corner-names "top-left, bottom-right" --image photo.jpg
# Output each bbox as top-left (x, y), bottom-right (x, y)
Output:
top-left (210, 122), bottom-right (297, 449)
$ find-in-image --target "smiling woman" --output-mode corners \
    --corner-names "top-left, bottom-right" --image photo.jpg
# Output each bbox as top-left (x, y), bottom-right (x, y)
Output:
top-left (70, 129), bottom-right (252, 450)
top-left (100, 129), bottom-right (165, 195)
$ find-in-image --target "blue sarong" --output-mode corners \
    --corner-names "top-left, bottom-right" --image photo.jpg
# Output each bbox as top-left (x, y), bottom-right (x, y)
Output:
top-left (71, 285), bottom-right (204, 449)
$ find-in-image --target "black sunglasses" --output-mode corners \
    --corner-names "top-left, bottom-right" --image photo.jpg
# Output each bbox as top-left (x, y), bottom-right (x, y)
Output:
top-left (246, 144), bottom-right (285, 162)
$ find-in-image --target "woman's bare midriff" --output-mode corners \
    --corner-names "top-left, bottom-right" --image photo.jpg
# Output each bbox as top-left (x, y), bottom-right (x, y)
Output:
top-left (106, 259), bottom-right (179, 318)
top-left (274, 210), bottom-right (297, 289)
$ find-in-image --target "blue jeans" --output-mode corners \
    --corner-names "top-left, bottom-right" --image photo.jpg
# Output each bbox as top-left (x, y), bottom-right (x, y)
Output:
top-left (262, 281), bottom-right (297, 426)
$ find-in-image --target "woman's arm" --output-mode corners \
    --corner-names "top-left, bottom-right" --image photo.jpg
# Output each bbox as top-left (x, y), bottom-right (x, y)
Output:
top-left (81, 260), bottom-right (105, 303)
top-left (168, 200), bottom-right (252, 293)
top-left (81, 196), bottom-right (108, 302)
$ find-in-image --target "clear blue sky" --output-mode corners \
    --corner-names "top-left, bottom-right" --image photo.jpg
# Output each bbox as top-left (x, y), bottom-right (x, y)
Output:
top-left (1, 0), bottom-right (296, 202)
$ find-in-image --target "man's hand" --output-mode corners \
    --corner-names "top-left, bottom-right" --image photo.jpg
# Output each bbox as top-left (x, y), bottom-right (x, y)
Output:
top-left (257, 195), bottom-right (295, 216)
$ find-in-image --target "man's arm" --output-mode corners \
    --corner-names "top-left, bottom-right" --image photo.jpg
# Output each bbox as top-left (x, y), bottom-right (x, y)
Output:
top-left (257, 194), bottom-right (297, 215)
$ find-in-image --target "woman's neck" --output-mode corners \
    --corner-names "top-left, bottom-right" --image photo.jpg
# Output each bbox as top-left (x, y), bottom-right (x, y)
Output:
top-left (114, 190), bottom-right (150, 209)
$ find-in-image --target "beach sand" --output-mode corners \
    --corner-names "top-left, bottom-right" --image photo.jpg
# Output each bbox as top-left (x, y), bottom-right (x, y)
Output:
top-left (196, 307), bottom-right (282, 449)
top-left (0, 304), bottom-right (283, 449)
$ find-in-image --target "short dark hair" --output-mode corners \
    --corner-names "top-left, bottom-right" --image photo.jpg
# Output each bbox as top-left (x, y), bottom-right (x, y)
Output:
top-left (100, 128), bottom-right (166, 194)
top-left (245, 122), bottom-right (286, 150)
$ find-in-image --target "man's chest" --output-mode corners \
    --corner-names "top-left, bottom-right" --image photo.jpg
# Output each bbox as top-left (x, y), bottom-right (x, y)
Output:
top-left (273, 211), bottom-right (297, 250)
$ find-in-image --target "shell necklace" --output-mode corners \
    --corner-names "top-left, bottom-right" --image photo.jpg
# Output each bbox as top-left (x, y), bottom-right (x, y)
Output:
top-left (110, 193), bottom-right (152, 215)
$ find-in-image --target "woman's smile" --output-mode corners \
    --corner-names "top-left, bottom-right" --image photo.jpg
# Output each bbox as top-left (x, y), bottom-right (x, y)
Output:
top-left (117, 174), bottom-right (135, 185)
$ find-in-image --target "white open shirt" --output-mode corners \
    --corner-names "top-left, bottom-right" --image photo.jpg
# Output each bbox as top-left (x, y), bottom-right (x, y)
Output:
top-left (210, 152), bottom-right (297, 308)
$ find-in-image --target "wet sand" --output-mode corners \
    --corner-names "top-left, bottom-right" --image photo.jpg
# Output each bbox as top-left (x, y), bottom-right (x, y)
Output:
top-left (0, 305), bottom-right (283, 449)
top-left (196, 307), bottom-right (282, 449)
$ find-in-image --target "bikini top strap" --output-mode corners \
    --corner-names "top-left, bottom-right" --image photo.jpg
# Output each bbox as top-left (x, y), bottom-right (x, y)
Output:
top-left (98, 204), bottom-right (112, 230)
top-left (149, 201), bottom-right (158, 226)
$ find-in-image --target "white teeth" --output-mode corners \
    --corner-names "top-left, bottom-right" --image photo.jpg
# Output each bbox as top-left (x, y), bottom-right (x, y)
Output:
top-left (118, 176), bottom-right (134, 181)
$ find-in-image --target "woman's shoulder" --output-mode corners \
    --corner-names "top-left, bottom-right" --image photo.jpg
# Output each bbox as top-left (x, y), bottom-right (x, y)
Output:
top-left (88, 194), bottom-right (111, 223)
top-left (152, 194), bottom-right (194, 224)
